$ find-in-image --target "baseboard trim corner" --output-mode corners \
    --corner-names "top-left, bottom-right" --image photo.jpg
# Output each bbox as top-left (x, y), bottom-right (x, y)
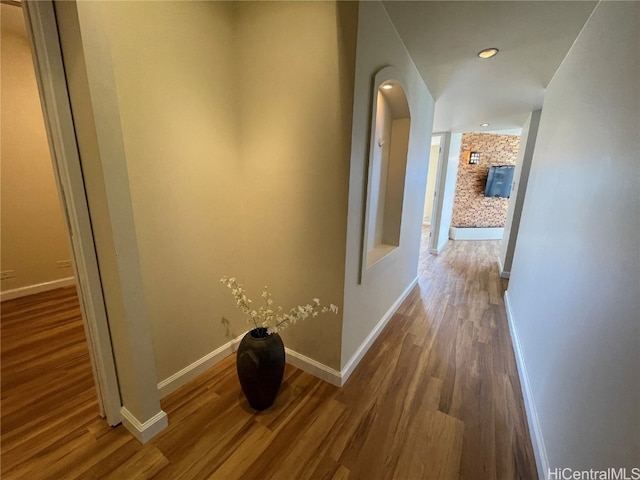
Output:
top-left (158, 275), bottom-right (417, 397)
top-left (120, 407), bottom-right (168, 444)
top-left (285, 348), bottom-right (341, 387)
top-left (159, 332), bottom-right (343, 397)
top-left (436, 238), bottom-right (449, 254)
top-left (504, 291), bottom-right (548, 480)
top-left (1, 277), bottom-right (75, 302)
top-left (496, 255), bottom-right (510, 279)
top-left (340, 276), bottom-right (419, 386)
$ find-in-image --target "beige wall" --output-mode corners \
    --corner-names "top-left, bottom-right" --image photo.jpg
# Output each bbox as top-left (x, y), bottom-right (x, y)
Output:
top-left (236, 2), bottom-right (358, 370)
top-left (102, 1), bottom-right (245, 382)
top-left (383, 117), bottom-right (410, 246)
top-left (367, 91), bottom-right (392, 250)
top-left (1, 3), bottom-right (72, 294)
top-left (78, 1), bottom-right (358, 379)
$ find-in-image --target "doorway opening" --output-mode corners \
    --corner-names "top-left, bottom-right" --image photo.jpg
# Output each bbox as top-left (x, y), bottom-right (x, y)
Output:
top-left (0, 1), bottom-right (105, 459)
top-left (1, 0), bottom-right (121, 435)
top-left (424, 133), bottom-right (447, 254)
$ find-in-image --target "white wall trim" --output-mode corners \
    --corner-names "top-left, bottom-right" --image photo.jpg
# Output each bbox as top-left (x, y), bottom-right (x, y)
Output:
top-left (285, 348), bottom-right (341, 387)
top-left (428, 132), bottom-right (450, 255)
top-left (120, 407), bottom-right (168, 444)
top-left (496, 255), bottom-right (510, 279)
top-left (504, 291), bottom-right (548, 480)
top-left (23, 0), bottom-right (122, 425)
top-left (1, 277), bottom-right (75, 302)
top-left (158, 334), bottom-right (244, 398)
top-left (449, 227), bottom-right (504, 241)
top-left (341, 277), bottom-right (418, 385)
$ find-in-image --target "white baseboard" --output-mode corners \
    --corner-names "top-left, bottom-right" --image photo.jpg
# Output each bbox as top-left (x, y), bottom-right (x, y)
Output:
top-left (158, 334), bottom-right (244, 397)
top-left (285, 348), bottom-right (341, 387)
top-left (449, 227), bottom-right (504, 240)
top-left (158, 278), bottom-right (418, 396)
top-left (340, 277), bottom-right (419, 385)
top-left (504, 291), bottom-right (548, 480)
top-left (496, 254), bottom-right (510, 279)
top-left (157, 332), bottom-right (343, 395)
top-left (159, 275), bottom-right (419, 397)
top-left (1, 277), bottom-right (75, 302)
top-left (120, 407), bottom-right (168, 444)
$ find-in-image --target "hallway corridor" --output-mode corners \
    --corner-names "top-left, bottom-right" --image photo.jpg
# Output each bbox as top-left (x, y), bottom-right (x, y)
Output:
top-left (0, 233), bottom-right (537, 479)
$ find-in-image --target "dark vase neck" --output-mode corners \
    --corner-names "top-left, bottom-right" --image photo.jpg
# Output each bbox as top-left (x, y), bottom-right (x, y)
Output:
top-left (250, 327), bottom-right (270, 339)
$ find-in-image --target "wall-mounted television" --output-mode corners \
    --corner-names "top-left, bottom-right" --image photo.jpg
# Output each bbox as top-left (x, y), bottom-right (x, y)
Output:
top-left (484, 165), bottom-right (515, 198)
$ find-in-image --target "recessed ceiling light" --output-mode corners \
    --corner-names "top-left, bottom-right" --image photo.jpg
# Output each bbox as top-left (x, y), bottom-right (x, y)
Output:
top-left (381, 84), bottom-right (393, 90)
top-left (480, 123), bottom-right (490, 127)
top-left (477, 48), bottom-right (499, 59)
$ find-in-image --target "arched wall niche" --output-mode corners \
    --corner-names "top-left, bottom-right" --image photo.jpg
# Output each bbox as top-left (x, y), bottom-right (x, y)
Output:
top-left (360, 66), bottom-right (411, 282)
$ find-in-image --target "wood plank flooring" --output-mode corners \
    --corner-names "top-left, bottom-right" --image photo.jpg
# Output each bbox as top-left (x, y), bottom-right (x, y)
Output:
top-left (0, 232), bottom-right (538, 479)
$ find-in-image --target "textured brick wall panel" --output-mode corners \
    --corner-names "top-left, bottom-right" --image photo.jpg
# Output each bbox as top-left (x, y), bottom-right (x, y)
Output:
top-left (451, 132), bottom-right (520, 228)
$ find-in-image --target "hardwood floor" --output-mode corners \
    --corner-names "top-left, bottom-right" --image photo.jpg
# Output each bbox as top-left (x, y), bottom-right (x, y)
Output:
top-left (0, 234), bottom-right (537, 479)
top-left (0, 287), bottom-right (101, 478)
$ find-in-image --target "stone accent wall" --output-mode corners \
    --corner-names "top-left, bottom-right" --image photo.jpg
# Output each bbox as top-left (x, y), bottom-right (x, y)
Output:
top-left (451, 132), bottom-right (520, 228)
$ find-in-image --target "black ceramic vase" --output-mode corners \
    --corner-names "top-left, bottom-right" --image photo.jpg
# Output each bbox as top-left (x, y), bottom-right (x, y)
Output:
top-left (236, 328), bottom-right (285, 410)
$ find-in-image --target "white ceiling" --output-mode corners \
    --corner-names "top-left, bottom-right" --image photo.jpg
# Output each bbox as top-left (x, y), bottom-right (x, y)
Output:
top-left (382, 1), bottom-right (597, 133)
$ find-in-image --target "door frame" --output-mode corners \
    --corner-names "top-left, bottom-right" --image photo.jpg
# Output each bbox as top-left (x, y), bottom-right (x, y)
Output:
top-left (428, 132), bottom-right (446, 254)
top-left (22, 0), bottom-right (122, 425)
